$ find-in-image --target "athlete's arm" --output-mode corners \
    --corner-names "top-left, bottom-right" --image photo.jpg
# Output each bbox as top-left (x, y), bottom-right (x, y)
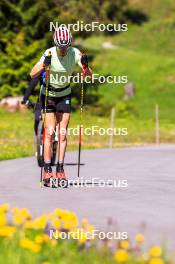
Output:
top-left (75, 48), bottom-right (92, 79)
top-left (22, 76), bottom-right (40, 104)
top-left (30, 51), bottom-right (51, 78)
top-left (30, 62), bottom-right (44, 79)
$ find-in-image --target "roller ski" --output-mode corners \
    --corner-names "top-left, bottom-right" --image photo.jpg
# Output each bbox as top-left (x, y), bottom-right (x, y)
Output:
top-left (42, 164), bottom-right (53, 187)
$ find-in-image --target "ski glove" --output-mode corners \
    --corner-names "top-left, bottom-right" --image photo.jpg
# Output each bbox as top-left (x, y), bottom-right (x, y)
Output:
top-left (21, 99), bottom-right (35, 109)
top-left (21, 98), bottom-right (27, 104)
top-left (81, 53), bottom-right (88, 69)
top-left (43, 55), bottom-right (51, 66)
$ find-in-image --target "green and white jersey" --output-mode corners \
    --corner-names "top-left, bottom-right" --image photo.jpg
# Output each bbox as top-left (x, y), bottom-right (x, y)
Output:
top-left (39, 46), bottom-right (82, 97)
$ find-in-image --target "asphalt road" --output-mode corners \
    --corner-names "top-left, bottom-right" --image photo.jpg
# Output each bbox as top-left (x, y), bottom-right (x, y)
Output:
top-left (0, 145), bottom-right (175, 251)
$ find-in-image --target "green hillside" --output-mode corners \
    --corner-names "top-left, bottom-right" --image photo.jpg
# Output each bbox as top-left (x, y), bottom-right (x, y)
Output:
top-left (128, 0), bottom-right (175, 19)
top-left (81, 0), bottom-right (175, 122)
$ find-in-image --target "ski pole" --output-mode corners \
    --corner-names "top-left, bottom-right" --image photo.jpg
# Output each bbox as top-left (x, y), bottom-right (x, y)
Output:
top-left (77, 53), bottom-right (88, 178)
top-left (77, 79), bottom-right (84, 178)
top-left (40, 51), bottom-right (52, 187)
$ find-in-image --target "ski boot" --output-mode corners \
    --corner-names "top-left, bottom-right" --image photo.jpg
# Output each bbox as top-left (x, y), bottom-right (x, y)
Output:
top-left (56, 164), bottom-right (68, 188)
top-left (43, 164), bottom-right (53, 187)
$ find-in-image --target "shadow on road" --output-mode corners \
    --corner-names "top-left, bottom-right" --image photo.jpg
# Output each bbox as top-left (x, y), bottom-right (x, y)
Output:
top-left (45, 181), bottom-right (114, 188)
top-left (51, 163), bottom-right (85, 166)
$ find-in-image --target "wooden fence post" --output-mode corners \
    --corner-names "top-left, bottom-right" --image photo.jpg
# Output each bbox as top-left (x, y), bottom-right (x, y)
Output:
top-left (109, 107), bottom-right (115, 148)
top-left (155, 104), bottom-right (160, 145)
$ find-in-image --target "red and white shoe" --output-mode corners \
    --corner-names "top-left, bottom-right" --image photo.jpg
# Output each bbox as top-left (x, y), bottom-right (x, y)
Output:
top-left (56, 167), bottom-right (68, 188)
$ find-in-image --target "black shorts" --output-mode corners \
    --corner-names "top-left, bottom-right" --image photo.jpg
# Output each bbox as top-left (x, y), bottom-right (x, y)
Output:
top-left (41, 94), bottom-right (71, 113)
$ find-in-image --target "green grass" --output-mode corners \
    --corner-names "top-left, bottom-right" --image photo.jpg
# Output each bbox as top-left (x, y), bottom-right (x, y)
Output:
top-left (128, 0), bottom-right (175, 20)
top-left (111, 18), bottom-right (175, 57)
top-left (0, 236), bottom-right (117, 264)
top-left (0, 109), bottom-right (34, 160)
top-left (95, 47), bottom-right (175, 120)
top-left (1, 107), bottom-right (175, 160)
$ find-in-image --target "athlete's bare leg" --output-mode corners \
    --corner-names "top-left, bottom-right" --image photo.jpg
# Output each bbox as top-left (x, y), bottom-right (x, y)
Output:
top-left (43, 113), bottom-right (56, 162)
top-left (56, 112), bottom-right (70, 163)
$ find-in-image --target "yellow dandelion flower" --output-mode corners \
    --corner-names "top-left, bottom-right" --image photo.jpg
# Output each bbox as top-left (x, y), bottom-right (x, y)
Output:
top-left (52, 218), bottom-right (60, 229)
top-left (23, 220), bottom-right (34, 229)
top-left (62, 213), bottom-right (73, 222)
top-left (42, 234), bottom-right (50, 242)
top-left (149, 258), bottom-right (164, 264)
top-left (50, 240), bottom-right (57, 247)
top-left (62, 221), bottom-right (77, 230)
top-left (33, 215), bottom-right (48, 229)
top-left (35, 234), bottom-right (50, 244)
top-left (12, 208), bottom-right (32, 226)
top-left (114, 249), bottom-right (129, 263)
top-left (0, 225), bottom-right (16, 237)
top-left (53, 208), bottom-right (62, 216)
top-left (119, 240), bottom-right (130, 250)
top-left (13, 215), bottom-right (25, 226)
top-left (54, 209), bottom-right (68, 219)
top-left (149, 246), bottom-right (162, 257)
top-left (20, 208), bottom-right (32, 219)
top-left (20, 237), bottom-right (41, 253)
top-left (35, 235), bottom-right (44, 244)
top-left (0, 204), bottom-right (10, 213)
top-left (20, 237), bottom-right (32, 247)
top-left (0, 214), bottom-right (6, 227)
top-left (70, 228), bottom-right (87, 244)
top-left (68, 212), bottom-right (78, 222)
top-left (78, 235), bottom-right (87, 244)
top-left (78, 231), bottom-right (87, 244)
top-left (30, 244), bottom-right (41, 253)
top-left (135, 233), bottom-right (145, 244)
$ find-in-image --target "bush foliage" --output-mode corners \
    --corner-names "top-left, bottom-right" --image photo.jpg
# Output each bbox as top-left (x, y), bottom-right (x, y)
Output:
top-left (0, 0), bottom-right (144, 101)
